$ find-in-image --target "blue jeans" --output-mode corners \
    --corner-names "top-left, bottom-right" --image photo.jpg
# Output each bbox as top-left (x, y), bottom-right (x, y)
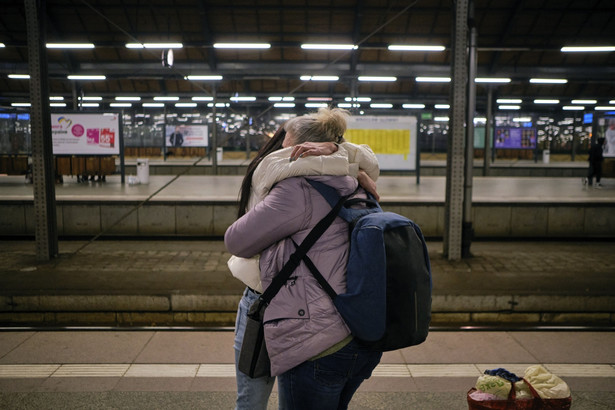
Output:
top-left (277, 338), bottom-right (382, 410)
top-left (234, 287), bottom-right (275, 410)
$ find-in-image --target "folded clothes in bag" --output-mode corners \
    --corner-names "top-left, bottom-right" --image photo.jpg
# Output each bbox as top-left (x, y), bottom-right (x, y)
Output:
top-left (467, 366), bottom-right (571, 410)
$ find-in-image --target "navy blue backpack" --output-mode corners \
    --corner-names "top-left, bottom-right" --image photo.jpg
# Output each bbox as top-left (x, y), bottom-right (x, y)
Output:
top-left (304, 180), bottom-right (432, 351)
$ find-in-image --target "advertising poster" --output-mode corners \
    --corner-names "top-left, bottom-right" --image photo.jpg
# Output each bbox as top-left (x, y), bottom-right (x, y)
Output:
top-left (346, 116), bottom-right (417, 170)
top-left (494, 127), bottom-right (536, 149)
top-left (602, 117), bottom-right (615, 158)
top-left (51, 113), bottom-right (120, 155)
top-left (165, 125), bottom-right (209, 147)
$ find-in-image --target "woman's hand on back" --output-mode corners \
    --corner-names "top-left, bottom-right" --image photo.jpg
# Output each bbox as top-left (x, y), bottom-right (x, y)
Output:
top-left (290, 142), bottom-right (338, 162)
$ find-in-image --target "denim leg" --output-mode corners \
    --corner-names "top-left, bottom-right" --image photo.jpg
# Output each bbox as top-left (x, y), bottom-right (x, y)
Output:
top-left (277, 339), bottom-right (382, 410)
top-left (234, 288), bottom-right (275, 410)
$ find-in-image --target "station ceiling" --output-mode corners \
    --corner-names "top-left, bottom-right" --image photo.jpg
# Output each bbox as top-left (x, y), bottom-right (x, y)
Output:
top-left (1, 0), bottom-right (614, 112)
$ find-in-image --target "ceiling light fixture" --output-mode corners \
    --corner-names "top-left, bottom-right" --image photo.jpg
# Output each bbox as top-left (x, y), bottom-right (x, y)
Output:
top-left (300, 75), bottom-right (339, 81)
top-left (562, 106), bottom-right (584, 110)
top-left (79, 103), bottom-right (100, 107)
top-left (571, 99), bottom-right (597, 104)
top-left (305, 103), bottom-right (329, 108)
top-left (269, 96), bottom-right (295, 102)
top-left (50, 103), bottom-right (67, 107)
top-left (67, 75), bottom-right (106, 80)
top-left (78, 96), bottom-right (102, 101)
top-left (230, 96), bottom-right (257, 102)
top-left (126, 43), bottom-right (183, 49)
top-left (115, 96), bottom-right (141, 101)
top-left (8, 74), bottom-right (30, 79)
top-left (595, 106), bottom-right (615, 111)
top-left (154, 96), bottom-right (180, 101)
top-left (185, 75), bottom-right (223, 81)
top-left (338, 103), bottom-right (361, 108)
top-left (388, 45), bottom-right (445, 51)
top-left (0, 43), bottom-right (5, 48)
top-left (529, 78), bottom-right (568, 84)
top-left (497, 99), bottom-right (522, 104)
top-left (534, 99), bottom-right (560, 104)
top-left (416, 76), bottom-right (451, 82)
top-left (345, 97), bottom-right (372, 102)
top-left (307, 97), bottom-right (333, 101)
top-left (274, 103), bottom-right (296, 108)
top-left (435, 104), bottom-right (450, 109)
top-left (11, 103), bottom-right (31, 107)
top-left (192, 96), bottom-right (214, 101)
top-left (49, 96), bottom-right (64, 101)
top-left (110, 103), bottom-right (132, 107)
top-left (402, 103), bottom-right (426, 109)
top-left (499, 105), bottom-right (521, 110)
top-left (359, 76), bottom-right (397, 82)
top-left (213, 43), bottom-right (270, 49)
top-left (370, 103), bottom-right (393, 109)
top-left (475, 78), bottom-right (511, 83)
top-left (143, 103), bottom-right (165, 107)
top-left (301, 44), bottom-right (358, 50)
top-left (561, 46), bottom-right (615, 52)
top-left (175, 103), bottom-right (197, 107)
top-left (434, 116), bottom-right (450, 122)
top-left (46, 43), bottom-right (95, 49)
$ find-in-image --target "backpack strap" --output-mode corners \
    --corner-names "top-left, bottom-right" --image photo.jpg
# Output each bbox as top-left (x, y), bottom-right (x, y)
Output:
top-left (306, 179), bottom-right (381, 223)
top-left (257, 190), bottom-right (347, 307)
top-left (291, 239), bottom-right (338, 301)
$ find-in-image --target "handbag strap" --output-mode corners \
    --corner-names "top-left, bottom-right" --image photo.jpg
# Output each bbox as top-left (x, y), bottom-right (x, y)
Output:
top-left (258, 187), bottom-right (347, 307)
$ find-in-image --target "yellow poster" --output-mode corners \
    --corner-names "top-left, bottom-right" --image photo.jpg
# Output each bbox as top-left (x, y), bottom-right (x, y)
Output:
top-left (344, 129), bottom-right (410, 155)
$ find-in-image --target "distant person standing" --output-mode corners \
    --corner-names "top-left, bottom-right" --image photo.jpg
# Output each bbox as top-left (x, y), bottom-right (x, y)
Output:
top-left (584, 137), bottom-right (605, 188)
top-left (606, 119), bottom-right (615, 156)
top-left (169, 126), bottom-right (184, 147)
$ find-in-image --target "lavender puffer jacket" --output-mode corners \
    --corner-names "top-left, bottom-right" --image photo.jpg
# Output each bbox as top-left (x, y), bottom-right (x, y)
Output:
top-left (225, 175), bottom-right (362, 376)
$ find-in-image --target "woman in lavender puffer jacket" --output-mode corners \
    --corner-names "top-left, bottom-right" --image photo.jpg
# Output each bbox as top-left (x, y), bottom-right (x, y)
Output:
top-left (225, 108), bottom-right (382, 409)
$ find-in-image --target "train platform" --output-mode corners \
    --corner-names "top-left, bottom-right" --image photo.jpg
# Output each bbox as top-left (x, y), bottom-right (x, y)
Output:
top-left (0, 329), bottom-right (613, 409)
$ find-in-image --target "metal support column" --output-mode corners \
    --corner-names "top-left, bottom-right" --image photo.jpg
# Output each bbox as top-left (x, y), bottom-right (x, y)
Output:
top-left (462, 2), bottom-right (477, 258)
top-left (211, 86), bottom-right (218, 175)
top-left (443, 0), bottom-right (469, 261)
top-left (483, 87), bottom-right (493, 176)
top-left (25, 0), bottom-right (58, 260)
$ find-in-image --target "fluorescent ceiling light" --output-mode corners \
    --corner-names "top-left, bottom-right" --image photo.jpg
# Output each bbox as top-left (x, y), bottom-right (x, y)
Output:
top-left (229, 96), bottom-right (257, 102)
top-left (300, 75), bottom-right (339, 81)
top-left (307, 97), bottom-right (332, 101)
top-left (80, 103), bottom-right (99, 107)
top-left (534, 99), bottom-right (560, 104)
top-left (154, 96), bottom-right (179, 101)
top-left (305, 103), bottom-right (329, 108)
top-left (416, 76), bottom-right (451, 83)
top-left (269, 96), bottom-right (295, 102)
top-left (143, 103), bottom-right (165, 107)
top-left (474, 117), bottom-right (487, 123)
top-left (78, 96), bottom-right (102, 101)
top-left (185, 75), bottom-right (223, 81)
top-left (529, 78), bottom-right (568, 84)
top-left (434, 116), bottom-right (449, 122)
top-left (497, 99), bottom-right (522, 104)
top-left (571, 99), bottom-right (597, 104)
top-left (126, 43), bottom-right (183, 49)
top-left (213, 43), bottom-right (270, 49)
top-left (595, 106), bottom-right (615, 110)
top-left (11, 103), bottom-right (31, 107)
top-left (67, 75), bottom-right (106, 80)
top-left (49, 96), bottom-right (64, 101)
top-left (8, 74), bottom-right (30, 79)
top-left (207, 102), bottom-right (230, 107)
top-left (175, 103), bottom-right (197, 107)
top-left (50, 103), bottom-right (67, 107)
top-left (513, 117), bottom-right (532, 122)
top-left (359, 76), bottom-right (397, 82)
top-left (115, 96), bottom-right (141, 101)
top-left (388, 45), bottom-right (445, 51)
top-left (475, 78), bottom-right (511, 83)
top-left (46, 43), bottom-right (95, 49)
top-left (402, 103), bottom-right (425, 109)
top-left (370, 103), bottom-right (393, 109)
top-left (110, 103), bottom-right (132, 107)
top-left (192, 96), bottom-right (214, 101)
top-left (274, 103), bottom-right (296, 108)
top-left (435, 104), bottom-right (450, 109)
top-left (499, 105), bottom-right (521, 110)
top-left (610, 100), bottom-right (615, 105)
top-left (563, 106), bottom-right (584, 110)
top-left (345, 97), bottom-right (371, 102)
top-left (561, 46), bottom-right (615, 52)
top-left (301, 44), bottom-right (357, 50)
top-left (0, 43), bottom-right (5, 48)
top-left (338, 103), bottom-right (360, 108)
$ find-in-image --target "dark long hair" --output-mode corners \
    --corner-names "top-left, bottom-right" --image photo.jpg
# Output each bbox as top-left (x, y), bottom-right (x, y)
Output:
top-left (237, 125), bottom-right (286, 218)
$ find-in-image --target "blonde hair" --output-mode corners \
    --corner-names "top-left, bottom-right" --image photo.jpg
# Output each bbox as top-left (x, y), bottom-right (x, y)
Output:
top-left (284, 107), bottom-right (349, 144)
